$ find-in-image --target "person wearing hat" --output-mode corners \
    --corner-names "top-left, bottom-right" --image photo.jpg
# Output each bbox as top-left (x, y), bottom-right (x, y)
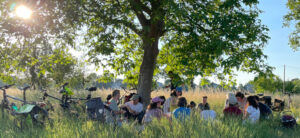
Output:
top-left (198, 96), bottom-right (210, 111)
top-left (163, 87), bottom-right (183, 114)
top-left (143, 97), bottom-right (165, 124)
top-left (223, 93), bottom-right (242, 117)
top-left (121, 94), bottom-right (144, 124)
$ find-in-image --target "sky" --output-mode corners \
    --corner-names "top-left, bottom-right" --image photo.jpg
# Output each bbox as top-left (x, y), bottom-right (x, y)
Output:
top-left (232, 0), bottom-right (300, 85)
top-left (74, 0), bottom-right (300, 86)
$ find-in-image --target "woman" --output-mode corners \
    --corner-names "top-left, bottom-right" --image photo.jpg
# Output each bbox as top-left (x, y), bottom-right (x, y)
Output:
top-left (163, 87), bottom-right (182, 114)
top-left (243, 96), bottom-right (260, 123)
top-left (143, 97), bottom-right (165, 124)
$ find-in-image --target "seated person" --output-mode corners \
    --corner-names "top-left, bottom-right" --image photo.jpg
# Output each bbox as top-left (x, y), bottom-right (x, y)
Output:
top-left (173, 97), bottom-right (191, 121)
top-left (244, 96), bottom-right (260, 124)
top-left (143, 97), bottom-right (165, 124)
top-left (254, 96), bottom-right (272, 119)
top-left (223, 93), bottom-right (242, 117)
top-left (235, 92), bottom-right (247, 113)
top-left (105, 90), bottom-right (124, 126)
top-left (200, 104), bottom-right (216, 120)
top-left (188, 101), bottom-right (196, 109)
top-left (198, 96), bottom-right (210, 111)
top-left (163, 88), bottom-right (182, 114)
top-left (159, 96), bottom-right (166, 106)
top-left (121, 94), bottom-right (144, 124)
top-left (106, 94), bottom-right (112, 104)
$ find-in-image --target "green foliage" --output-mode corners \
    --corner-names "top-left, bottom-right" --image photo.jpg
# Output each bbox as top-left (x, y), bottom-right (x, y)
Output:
top-left (284, 0), bottom-right (300, 50)
top-left (250, 74), bottom-right (282, 93)
top-left (54, 0), bottom-right (272, 90)
top-left (0, 0), bottom-right (76, 87)
top-left (250, 75), bottom-right (300, 94)
top-left (40, 47), bottom-right (77, 85)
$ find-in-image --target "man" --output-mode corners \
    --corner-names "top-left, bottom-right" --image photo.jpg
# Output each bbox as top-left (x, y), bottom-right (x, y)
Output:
top-left (254, 96), bottom-right (272, 119)
top-left (235, 92), bottom-right (247, 113)
top-left (105, 90), bottom-right (124, 126)
top-left (198, 96), bottom-right (210, 111)
top-left (167, 71), bottom-right (183, 91)
top-left (122, 94), bottom-right (144, 124)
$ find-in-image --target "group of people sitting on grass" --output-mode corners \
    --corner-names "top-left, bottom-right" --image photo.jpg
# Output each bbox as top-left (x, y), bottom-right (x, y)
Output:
top-left (104, 87), bottom-right (272, 126)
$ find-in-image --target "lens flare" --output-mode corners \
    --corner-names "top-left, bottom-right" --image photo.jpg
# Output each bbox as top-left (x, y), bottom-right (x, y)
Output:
top-left (16, 5), bottom-right (32, 19)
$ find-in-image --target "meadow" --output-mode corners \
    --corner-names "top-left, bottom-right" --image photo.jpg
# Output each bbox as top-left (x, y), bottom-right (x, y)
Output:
top-left (1, 88), bottom-right (300, 138)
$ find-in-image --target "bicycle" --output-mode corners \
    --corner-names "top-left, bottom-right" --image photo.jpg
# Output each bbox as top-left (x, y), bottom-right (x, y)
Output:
top-left (0, 84), bottom-right (51, 129)
top-left (42, 83), bottom-right (97, 117)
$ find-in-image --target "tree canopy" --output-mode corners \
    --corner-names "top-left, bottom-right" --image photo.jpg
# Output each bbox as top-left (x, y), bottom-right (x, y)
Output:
top-left (284, 0), bottom-right (300, 50)
top-left (0, 0), bottom-right (272, 107)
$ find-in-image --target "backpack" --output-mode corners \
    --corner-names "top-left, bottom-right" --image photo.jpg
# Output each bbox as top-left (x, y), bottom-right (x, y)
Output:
top-left (85, 97), bottom-right (105, 121)
top-left (281, 111), bottom-right (297, 128)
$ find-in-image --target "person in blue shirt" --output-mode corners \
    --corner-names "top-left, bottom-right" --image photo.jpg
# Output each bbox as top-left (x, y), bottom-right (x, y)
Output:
top-left (173, 97), bottom-right (191, 121)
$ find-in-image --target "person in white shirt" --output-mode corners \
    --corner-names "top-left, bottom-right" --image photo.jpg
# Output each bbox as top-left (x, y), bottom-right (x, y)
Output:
top-left (121, 94), bottom-right (144, 124)
top-left (244, 96), bottom-right (260, 124)
top-left (200, 104), bottom-right (216, 120)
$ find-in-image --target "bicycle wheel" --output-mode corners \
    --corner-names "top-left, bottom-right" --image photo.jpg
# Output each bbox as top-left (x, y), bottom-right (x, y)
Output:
top-left (29, 106), bottom-right (50, 127)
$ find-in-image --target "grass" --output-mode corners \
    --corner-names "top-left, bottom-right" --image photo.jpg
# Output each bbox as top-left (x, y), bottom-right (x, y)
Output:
top-left (1, 88), bottom-right (300, 138)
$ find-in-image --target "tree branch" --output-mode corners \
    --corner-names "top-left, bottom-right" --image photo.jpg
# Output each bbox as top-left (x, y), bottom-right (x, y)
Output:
top-left (128, 0), bottom-right (150, 27)
top-left (81, 3), bottom-right (142, 36)
top-left (134, 0), bottom-right (151, 15)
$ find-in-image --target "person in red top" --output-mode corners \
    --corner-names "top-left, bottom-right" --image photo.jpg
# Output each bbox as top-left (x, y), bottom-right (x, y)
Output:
top-left (224, 93), bottom-right (242, 117)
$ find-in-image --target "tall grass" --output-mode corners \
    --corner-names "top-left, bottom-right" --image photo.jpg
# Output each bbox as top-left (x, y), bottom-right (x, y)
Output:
top-left (0, 88), bottom-right (300, 138)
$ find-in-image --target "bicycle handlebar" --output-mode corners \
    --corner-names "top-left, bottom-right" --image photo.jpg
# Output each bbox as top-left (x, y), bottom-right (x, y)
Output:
top-left (62, 82), bottom-right (69, 87)
top-left (0, 84), bottom-right (14, 90)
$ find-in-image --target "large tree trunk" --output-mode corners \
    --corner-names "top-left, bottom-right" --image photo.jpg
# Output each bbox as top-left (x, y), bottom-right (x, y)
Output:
top-left (137, 37), bottom-right (159, 109)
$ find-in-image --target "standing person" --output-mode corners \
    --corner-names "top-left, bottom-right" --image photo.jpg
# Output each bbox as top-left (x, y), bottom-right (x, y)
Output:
top-left (254, 96), bottom-right (272, 119)
top-left (167, 71), bottom-right (183, 91)
top-left (173, 97), bottom-right (191, 121)
top-left (198, 96), bottom-right (210, 111)
top-left (105, 90), bottom-right (124, 126)
top-left (235, 92), bottom-right (247, 113)
top-left (121, 94), bottom-right (144, 124)
top-left (163, 87), bottom-right (183, 114)
top-left (223, 93), bottom-right (242, 117)
top-left (244, 96), bottom-right (260, 124)
top-left (143, 97), bottom-right (165, 124)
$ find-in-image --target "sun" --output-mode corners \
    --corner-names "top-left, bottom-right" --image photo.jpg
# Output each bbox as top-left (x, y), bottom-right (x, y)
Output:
top-left (15, 5), bottom-right (32, 19)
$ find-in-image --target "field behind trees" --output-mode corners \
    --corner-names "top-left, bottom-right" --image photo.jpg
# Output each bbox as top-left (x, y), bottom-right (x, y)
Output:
top-left (1, 89), bottom-right (300, 138)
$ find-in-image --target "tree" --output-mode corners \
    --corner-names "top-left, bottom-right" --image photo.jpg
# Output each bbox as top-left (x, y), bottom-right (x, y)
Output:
top-left (284, 0), bottom-right (300, 50)
top-left (0, 1), bottom-right (76, 87)
top-left (250, 74), bottom-right (282, 93)
top-left (40, 47), bottom-right (77, 85)
top-left (1, 1), bottom-right (271, 107)
top-left (49, 0), bottom-right (271, 107)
